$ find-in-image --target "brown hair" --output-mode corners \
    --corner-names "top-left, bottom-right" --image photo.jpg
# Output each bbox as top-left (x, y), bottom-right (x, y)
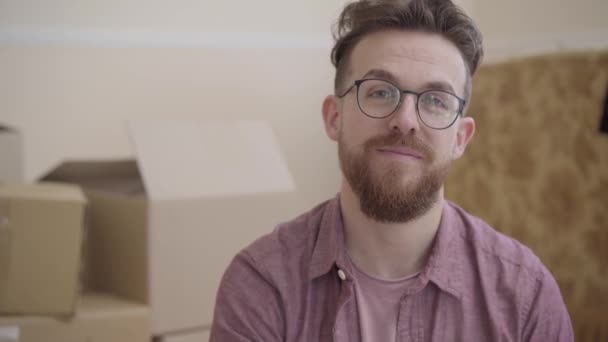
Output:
top-left (331, 0), bottom-right (483, 102)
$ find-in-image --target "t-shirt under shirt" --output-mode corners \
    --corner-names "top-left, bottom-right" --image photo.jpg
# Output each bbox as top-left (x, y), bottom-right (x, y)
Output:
top-left (347, 253), bottom-right (421, 342)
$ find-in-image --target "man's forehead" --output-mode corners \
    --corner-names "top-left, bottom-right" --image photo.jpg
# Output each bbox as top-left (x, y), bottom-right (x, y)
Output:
top-left (349, 30), bottom-right (467, 93)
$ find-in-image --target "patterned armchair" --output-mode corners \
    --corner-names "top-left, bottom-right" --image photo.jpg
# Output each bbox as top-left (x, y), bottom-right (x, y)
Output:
top-left (446, 51), bottom-right (608, 341)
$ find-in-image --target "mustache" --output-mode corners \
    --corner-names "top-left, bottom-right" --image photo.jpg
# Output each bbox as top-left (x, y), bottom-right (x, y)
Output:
top-left (363, 132), bottom-right (433, 159)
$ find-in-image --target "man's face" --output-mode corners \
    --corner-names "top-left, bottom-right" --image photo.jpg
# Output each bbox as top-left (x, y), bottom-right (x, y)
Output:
top-left (323, 30), bottom-right (475, 223)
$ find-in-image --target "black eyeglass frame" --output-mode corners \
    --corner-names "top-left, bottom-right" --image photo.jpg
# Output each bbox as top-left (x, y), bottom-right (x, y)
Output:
top-left (337, 78), bottom-right (467, 130)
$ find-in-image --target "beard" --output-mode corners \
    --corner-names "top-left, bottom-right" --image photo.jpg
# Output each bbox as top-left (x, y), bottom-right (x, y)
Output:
top-left (338, 130), bottom-right (451, 223)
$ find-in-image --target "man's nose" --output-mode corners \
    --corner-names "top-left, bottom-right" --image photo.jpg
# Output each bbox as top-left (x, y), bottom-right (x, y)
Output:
top-left (388, 93), bottom-right (421, 134)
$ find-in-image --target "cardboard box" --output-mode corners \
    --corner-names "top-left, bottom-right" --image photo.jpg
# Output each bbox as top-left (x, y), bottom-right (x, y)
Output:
top-left (158, 329), bottom-right (210, 342)
top-left (0, 293), bottom-right (150, 342)
top-left (0, 125), bottom-right (24, 184)
top-left (0, 182), bottom-right (86, 315)
top-left (41, 120), bottom-right (299, 334)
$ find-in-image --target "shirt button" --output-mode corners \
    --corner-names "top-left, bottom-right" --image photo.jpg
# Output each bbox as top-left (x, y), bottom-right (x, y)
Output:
top-left (337, 269), bottom-right (346, 280)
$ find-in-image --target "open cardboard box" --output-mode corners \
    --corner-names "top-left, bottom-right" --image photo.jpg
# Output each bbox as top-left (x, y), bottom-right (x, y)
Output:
top-left (41, 120), bottom-right (299, 335)
top-left (0, 124), bottom-right (24, 184)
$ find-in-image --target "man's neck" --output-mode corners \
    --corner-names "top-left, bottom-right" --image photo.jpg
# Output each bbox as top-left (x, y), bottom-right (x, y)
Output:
top-left (340, 180), bottom-right (444, 280)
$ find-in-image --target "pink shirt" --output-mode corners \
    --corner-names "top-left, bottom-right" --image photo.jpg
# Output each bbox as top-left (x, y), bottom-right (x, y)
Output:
top-left (348, 252), bottom-right (420, 342)
top-left (210, 195), bottom-right (573, 342)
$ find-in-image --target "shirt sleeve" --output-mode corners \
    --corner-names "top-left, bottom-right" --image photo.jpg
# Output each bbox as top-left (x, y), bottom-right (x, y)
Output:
top-left (521, 267), bottom-right (574, 342)
top-left (210, 251), bottom-right (285, 342)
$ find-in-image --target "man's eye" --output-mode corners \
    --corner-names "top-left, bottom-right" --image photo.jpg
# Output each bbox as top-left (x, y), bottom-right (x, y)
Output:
top-left (424, 95), bottom-right (447, 108)
top-left (368, 89), bottom-right (394, 99)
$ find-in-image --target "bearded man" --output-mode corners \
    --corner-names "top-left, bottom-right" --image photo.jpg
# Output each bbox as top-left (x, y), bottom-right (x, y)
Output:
top-left (210, 0), bottom-right (573, 341)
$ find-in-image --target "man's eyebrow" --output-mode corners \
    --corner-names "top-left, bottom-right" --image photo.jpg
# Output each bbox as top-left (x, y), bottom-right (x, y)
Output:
top-left (361, 69), bottom-right (400, 84)
top-left (361, 68), bottom-right (458, 95)
top-left (421, 81), bottom-right (456, 94)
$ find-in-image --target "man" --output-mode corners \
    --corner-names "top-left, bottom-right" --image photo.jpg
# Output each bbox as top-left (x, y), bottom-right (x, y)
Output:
top-left (210, 0), bottom-right (574, 341)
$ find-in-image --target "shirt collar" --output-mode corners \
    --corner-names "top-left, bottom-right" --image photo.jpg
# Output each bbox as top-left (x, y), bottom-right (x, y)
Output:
top-left (422, 201), bottom-right (465, 299)
top-left (308, 195), bottom-right (465, 299)
top-left (309, 194), bottom-right (347, 280)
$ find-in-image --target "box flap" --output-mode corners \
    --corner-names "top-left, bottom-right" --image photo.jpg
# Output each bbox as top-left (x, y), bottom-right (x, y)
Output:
top-left (127, 120), bottom-right (296, 200)
top-left (41, 160), bottom-right (140, 181)
top-left (0, 125), bottom-right (16, 133)
top-left (0, 124), bottom-right (24, 184)
top-left (0, 182), bottom-right (85, 203)
top-left (40, 160), bottom-right (145, 195)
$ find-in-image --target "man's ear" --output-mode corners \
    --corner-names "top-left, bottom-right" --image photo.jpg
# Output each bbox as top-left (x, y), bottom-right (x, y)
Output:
top-left (452, 116), bottom-right (475, 159)
top-left (322, 95), bottom-right (341, 142)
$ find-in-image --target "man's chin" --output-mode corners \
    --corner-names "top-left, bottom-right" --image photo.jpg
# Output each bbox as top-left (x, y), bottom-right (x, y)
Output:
top-left (373, 165), bottom-right (426, 185)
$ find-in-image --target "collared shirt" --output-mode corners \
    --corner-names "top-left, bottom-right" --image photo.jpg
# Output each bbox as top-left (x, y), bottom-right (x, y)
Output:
top-left (210, 195), bottom-right (573, 342)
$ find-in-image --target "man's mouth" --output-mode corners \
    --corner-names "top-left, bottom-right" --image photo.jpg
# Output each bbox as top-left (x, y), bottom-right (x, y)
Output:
top-left (376, 147), bottom-right (423, 159)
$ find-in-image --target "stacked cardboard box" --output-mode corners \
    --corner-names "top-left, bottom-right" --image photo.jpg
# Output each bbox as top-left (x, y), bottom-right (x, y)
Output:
top-left (0, 293), bottom-right (149, 342)
top-left (1, 120), bottom-right (303, 341)
top-left (40, 120), bottom-right (299, 340)
top-left (0, 125), bottom-right (151, 342)
top-left (0, 182), bottom-right (85, 315)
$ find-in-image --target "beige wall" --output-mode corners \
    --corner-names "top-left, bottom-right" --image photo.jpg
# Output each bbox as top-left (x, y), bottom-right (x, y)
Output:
top-left (0, 45), bottom-right (341, 206)
top-left (475, 0), bottom-right (608, 61)
top-left (1, 2), bottom-right (348, 209)
top-left (0, 0), bottom-right (348, 33)
top-left (1, 0), bottom-right (607, 187)
top-left (477, 0), bottom-right (608, 39)
top-left (0, 0), bottom-right (475, 33)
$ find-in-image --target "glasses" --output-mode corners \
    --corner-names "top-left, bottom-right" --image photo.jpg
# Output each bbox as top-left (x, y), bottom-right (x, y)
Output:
top-left (337, 78), bottom-right (466, 130)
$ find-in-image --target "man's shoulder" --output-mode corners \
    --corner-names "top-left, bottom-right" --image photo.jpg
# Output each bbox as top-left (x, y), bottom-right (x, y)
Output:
top-left (238, 198), bottom-right (332, 271)
top-left (448, 202), bottom-right (547, 281)
top-left (447, 202), bottom-right (572, 339)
